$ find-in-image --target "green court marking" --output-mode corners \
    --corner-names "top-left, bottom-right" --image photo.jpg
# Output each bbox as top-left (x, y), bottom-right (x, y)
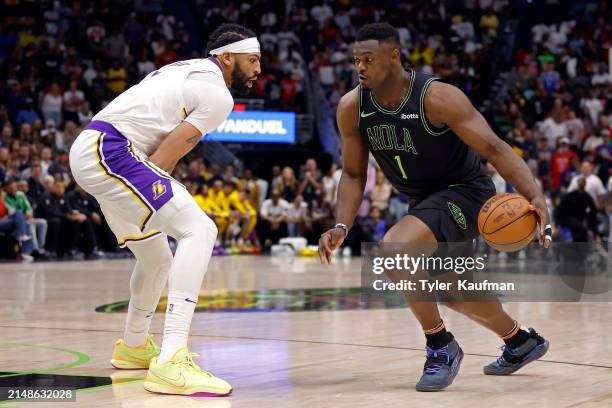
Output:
top-left (96, 287), bottom-right (409, 314)
top-left (0, 343), bottom-right (90, 378)
top-left (103, 300), bottom-right (129, 313)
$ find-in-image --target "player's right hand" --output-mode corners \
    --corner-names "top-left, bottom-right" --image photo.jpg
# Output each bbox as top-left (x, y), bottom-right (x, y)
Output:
top-left (318, 228), bottom-right (346, 265)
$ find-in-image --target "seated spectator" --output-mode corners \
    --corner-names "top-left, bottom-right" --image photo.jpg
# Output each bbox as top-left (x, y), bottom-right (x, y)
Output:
top-left (26, 163), bottom-right (46, 209)
top-left (275, 166), bottom-right (298, 202)
top-left (298, 169), bottom-right (322, 203)
top-left (42, 174), bottom-right (54, 193)
top-left (321, 163), bottom-right (337, 206)
top-left (35, 179), bottom-right (96, 258)
top-left (67, 184), bottom-right (115, 253)
top-left (362, 206), bottom-right (387, 242)
top-left (41, 83), bottom-right (63, 127)
top-left (287, 194), bottom-right (308, 237)
top-left (3, 178), bottom-right (47, 258)
top-left (78, 101), bottom-right (94, 126)
top-left (63, 79), bottom-right (85, 123)
top-left (550, 137), bottom-right (578, 190)
top-left (15, 98), bottom-right (39, 127)
top-left (371, 170), bottom-right (392, 213)
top-left (258, 189), bottom-right (289, 248)
top-left (0, 184), bottom-right (33, 260)
top-left (305, 189), bottom-right (331, 244)
top-left (47, 150), bottom-right (71, 180)
top-left (388, 188), bottom-right (410, 224)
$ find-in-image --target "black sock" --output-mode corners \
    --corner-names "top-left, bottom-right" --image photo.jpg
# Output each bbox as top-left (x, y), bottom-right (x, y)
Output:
top-left (502, 321), bottom-right (530, 349)
top-left (424, 320), bottom-right (454, 349)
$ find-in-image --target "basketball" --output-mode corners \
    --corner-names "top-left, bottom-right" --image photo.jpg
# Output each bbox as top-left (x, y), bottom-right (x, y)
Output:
top-left (478, 193), bottom-right (538, 252)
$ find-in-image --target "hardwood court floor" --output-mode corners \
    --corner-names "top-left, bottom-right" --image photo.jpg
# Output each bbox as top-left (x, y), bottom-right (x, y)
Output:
top-left (0, 256), bottom-right (610, 407)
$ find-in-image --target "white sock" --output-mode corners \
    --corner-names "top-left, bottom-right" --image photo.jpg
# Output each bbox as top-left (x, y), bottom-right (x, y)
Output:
top-left (158, 291), bottom-right (197, 363)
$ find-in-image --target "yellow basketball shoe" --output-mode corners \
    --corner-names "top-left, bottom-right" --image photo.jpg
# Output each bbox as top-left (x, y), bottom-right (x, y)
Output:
top-left (144, 348), bottom-right (232, 396)
top-left (110, 335), bottom-right (160, 369)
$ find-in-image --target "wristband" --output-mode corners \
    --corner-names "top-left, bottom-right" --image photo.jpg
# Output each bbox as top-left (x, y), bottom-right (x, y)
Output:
top-left (544, 224), bottom-right (552, 243)
top-left (334, 223), bottom-right (348, 236)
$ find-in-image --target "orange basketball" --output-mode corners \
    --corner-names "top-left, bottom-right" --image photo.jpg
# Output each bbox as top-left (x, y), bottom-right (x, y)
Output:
top-left (478, 193), bottom-right (538, 252)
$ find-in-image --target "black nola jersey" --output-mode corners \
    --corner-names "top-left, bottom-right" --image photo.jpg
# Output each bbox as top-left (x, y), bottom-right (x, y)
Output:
top-left (357, 69), bottom-right (487, 199)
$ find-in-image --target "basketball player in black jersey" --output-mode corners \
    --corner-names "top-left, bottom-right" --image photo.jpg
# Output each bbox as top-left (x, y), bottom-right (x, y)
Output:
top-left (318, 23), bottom-right (551, 391)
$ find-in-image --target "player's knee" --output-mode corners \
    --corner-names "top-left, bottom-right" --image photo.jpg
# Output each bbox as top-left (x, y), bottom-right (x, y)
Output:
top-left (188, 210), bottom-right (218, 242)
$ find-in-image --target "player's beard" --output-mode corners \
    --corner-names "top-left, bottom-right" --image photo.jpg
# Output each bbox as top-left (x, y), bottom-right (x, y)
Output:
top-left (231, 63), bottom-right (251, 95)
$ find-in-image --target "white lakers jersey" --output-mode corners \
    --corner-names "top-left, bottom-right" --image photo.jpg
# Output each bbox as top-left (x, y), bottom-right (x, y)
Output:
top-left (93, 58), bottom-right (233, 156)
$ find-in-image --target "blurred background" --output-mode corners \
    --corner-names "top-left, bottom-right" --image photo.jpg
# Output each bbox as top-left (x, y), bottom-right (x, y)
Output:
top-left (0, 0), bottom-right (610, 261)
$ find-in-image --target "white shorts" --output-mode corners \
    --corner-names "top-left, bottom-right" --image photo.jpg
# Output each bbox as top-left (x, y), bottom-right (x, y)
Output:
top-left (69, 120), bottom-right (187, 247)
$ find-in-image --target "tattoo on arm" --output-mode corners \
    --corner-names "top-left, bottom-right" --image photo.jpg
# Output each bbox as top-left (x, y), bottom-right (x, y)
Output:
top-left (186, 135), bottom-right (200, 145)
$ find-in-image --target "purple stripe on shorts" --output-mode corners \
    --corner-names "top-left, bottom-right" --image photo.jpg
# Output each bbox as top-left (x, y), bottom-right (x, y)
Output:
top-left (87, 120), bottom-right (174, 212)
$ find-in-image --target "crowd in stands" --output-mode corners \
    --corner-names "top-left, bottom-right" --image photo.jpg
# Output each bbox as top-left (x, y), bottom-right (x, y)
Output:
top-left (0, 1), bottom-right (610, 261)
top-left (488, 3), bottom-right (611, 243)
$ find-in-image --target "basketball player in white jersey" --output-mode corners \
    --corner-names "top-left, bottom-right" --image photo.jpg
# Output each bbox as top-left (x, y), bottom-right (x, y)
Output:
top-left (69, 24), bottom-right (260, 396)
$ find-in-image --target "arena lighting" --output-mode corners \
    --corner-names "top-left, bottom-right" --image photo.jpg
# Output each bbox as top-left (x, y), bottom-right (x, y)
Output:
top-left (205, 110), bottom-right (296, 143)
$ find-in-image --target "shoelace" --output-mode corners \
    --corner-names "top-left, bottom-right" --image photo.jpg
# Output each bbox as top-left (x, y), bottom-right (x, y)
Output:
top-left (175, 352), bottom-right (213, 377)
top-left (497, 345), bottom-right (511, 365)
top-left (424, 346), bottom-right (450, 375)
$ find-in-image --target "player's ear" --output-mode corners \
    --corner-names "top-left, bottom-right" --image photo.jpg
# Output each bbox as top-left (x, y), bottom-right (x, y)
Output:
top-left (220, 53), bottom-right (234, 68)
top-left (391, 47), bottom-right (401, 62)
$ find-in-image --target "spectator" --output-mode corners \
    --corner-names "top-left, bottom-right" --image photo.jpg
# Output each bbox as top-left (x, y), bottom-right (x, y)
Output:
top-left (321, 163), bottom-right (337, 205)
top-left (540, 112), bottom-right (568, 147)
top-left (40, 119), bottom-right (64, 150)
top-left (15, 98), bottom-right (39, 127)
top-left (0, 183), bottom-right (32, 259)
top-left (107, 60), bottom-right (128, 95)
top-left (305, 190), bottom-right (331, 244)
top-left (26, 163), bottom-right (45, 207)
top-left (275, 166), bottom-right (298, 202)
top-left (78, 101), bottom-right (94, 126)
top-left (287, 194), bottom-right (308, 237)
top-left (550, 137), bottom-right (578, 190)
top-left (370, 170), bottom-right (392, 212)
top-left (62, 79), bottom-right (85, 123)
top-left (3, 178), bottom-right (47, 257)
top-left (40, 83), bottom-right (63, 127)
top-left (258, 189), bottom-right (289, 247)
top-left (567, 161), bottom-right (606, 209)
top-left (67, 184), bottom-right (114, 253)
top-left (554, 177), bottom-right (597, 242)
top-left (35, 179), bottom-right (95, 258)
top-left (363, 206), bottom-right (387, 242)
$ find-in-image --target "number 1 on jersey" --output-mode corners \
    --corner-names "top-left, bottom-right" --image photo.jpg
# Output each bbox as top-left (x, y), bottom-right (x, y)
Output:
top-left (394, 155), bottom-right (408, 179)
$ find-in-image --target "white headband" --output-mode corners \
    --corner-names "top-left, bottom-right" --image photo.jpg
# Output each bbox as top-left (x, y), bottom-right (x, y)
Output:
top-left (209, 37), bottom-right (260, 56)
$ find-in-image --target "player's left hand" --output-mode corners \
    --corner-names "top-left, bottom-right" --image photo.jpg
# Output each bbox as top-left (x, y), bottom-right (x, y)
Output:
top-left (529, 195), bottom-right (552, 249)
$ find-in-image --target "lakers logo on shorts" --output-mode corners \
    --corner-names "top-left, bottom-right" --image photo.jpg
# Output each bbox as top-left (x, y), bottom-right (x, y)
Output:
top-left (447, 201), bottom-right (467, 230)
top-left (152, 180), bottom-right (167, 200)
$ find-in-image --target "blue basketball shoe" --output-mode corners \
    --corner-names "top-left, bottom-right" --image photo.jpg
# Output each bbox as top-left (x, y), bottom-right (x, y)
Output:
top-left (484, 328), bottom-right (549, 375)
top-left (416, 338), bottom-right (464, 391)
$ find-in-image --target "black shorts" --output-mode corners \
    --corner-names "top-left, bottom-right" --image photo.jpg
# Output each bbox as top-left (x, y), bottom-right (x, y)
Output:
top-left (408, 176), bottom-right (496, 243)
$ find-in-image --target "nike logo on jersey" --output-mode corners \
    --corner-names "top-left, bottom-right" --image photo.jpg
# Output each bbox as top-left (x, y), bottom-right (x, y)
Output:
top-left (361, 111), bottom-right (376, 118)
top-left (401, 113), bottom-right (419, 119)
top-left (185, 298), bottom-right (197, 304)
